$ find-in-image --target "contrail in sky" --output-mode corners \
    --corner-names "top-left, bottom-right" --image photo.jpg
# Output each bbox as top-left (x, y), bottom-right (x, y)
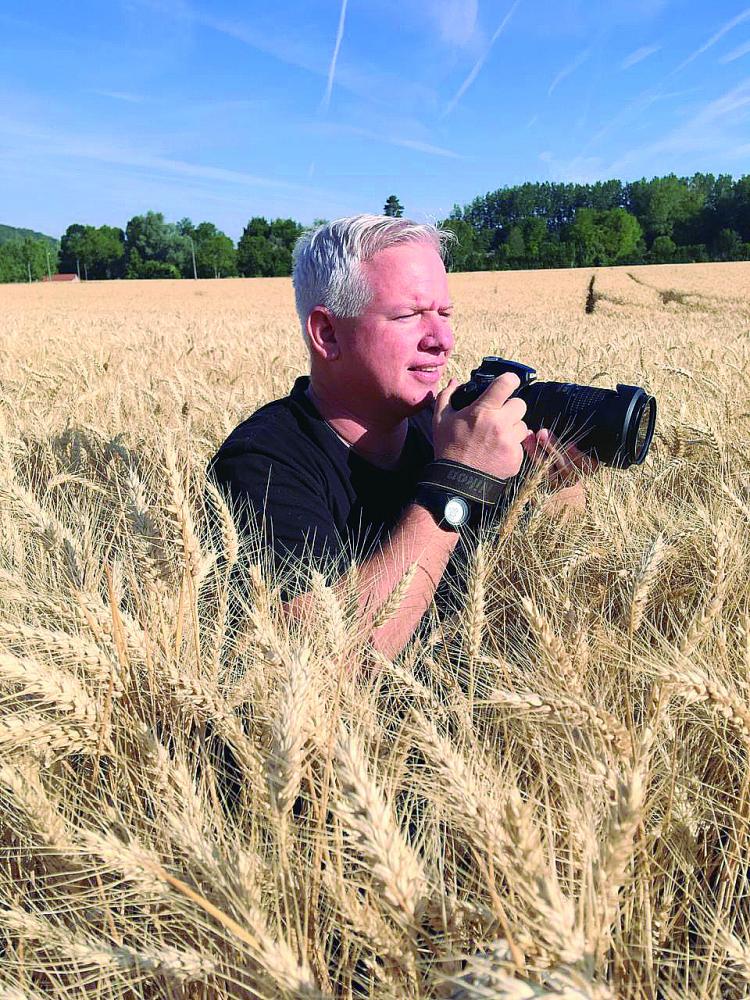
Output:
top-left (320, 0), bottom-right (349, 113)
top-left (673, 6), bottom-right (750, 73)
top-left (548, 48), bottom-right (590, 96)
top-left (442, 0), bottom-right (521, 117)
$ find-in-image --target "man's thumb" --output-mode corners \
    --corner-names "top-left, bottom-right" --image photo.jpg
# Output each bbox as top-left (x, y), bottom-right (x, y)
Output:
top-left (435, 378), bottom-right (458, 418)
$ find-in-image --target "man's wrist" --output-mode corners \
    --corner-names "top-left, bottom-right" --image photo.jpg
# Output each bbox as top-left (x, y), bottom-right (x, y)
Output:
top-left (414, 460), bottom-right (511, 530)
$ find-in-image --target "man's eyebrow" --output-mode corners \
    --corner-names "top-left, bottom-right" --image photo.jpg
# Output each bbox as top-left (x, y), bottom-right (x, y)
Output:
top-left (396, 300), bottom-right (454, 310)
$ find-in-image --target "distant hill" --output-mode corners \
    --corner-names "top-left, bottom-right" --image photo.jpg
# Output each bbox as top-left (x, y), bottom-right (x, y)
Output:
top-left (0, 224), bottom-right (58, 247)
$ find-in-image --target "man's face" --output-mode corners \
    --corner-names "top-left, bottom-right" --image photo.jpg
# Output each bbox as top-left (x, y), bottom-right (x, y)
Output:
top-left (332, 241), bottom-right (455, 421)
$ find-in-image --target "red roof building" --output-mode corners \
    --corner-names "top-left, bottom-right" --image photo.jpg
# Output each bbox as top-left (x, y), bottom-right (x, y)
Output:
top-left (42, 273), bottom-right (80, 282)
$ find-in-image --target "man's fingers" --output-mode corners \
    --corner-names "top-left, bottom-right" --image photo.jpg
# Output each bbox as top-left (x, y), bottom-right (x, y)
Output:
top-left (472, 372), bottom-right (522, 410)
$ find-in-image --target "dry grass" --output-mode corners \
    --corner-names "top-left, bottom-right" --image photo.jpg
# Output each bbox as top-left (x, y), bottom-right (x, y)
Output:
top-left (1, 263), bottom-right (749, 998)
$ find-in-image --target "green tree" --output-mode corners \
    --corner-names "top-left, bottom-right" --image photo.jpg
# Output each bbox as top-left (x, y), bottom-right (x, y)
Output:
top-left (441, 219), bottom-right (477, 271)
top-left (565, 207), bottom-right (642, 266)
top-left (650, 236), bottom-right (676, 263)
top-left (60, 224), bottom-right (125, 279)
top-left (138, 260), bottom-right (182, 279)
top-left (383, 195), bottom-right (404, 218)
top-left (237, 217), bottom-right (303, 277)
top-left (0, 238), bottom-right (50, 282)
top-left (626, 175), bottom-right (703, 245)
top-left (58, 224), bottom-right (87, 277)
top-left (192, 222), bottom-right (237, 278)
top-left (237, 218), bottom-right (273, 277)
top-left (714, 228), bottom-right (745, 261)
top-left (125, 212), bottom-right (190, 277)
top-left (503, 225), bottom-right (526, 264)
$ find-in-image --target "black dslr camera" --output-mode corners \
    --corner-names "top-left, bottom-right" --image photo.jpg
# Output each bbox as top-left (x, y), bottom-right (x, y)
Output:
top-left (450, 357), bottom-right (657, 469)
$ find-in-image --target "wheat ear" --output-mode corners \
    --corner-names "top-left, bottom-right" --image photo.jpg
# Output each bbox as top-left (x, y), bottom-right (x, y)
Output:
top-left (521, 597), bottom-right (578, 686)
top-left (0, 760), bottom-right (73, 852)
top-left (267, 645), bottom-right (314, 817)
top-left (678, 521), bottom-right (729, 658)
top-left (369, 561), bottom-right (419, 633)
top-left (0, 619), bottom-right (123, 694)
top-left (0, 651), bottom-right (104, 740)
top-left (628, 533), bottom-right (669, 634)
top-left (0, 906), bottom-right (216, 984)
top-left (164, 443), bottom-right (214, 587)
top-left (486, 688), bottom-right (631, 756)
top-left (310, 570), bottom-right (349, 662)
top-left (125, 466), bottom-right (173, 585)
top-left (334, 723), bottom-right (427, 930)
top-left (590, 759), bottom-right (645, 956)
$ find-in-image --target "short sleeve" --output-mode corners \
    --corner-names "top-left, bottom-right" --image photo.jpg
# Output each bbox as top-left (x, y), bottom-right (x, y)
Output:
top-left (208, 441), bottom-right (346, 579)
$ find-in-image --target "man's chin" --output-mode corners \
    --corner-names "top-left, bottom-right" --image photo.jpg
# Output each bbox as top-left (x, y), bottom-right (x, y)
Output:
top-left (413, 387), bottom-right (439, 411)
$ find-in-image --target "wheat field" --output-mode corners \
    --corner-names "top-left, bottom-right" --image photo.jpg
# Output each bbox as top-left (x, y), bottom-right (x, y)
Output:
top-left (1, 262), bottom-right (749, 999)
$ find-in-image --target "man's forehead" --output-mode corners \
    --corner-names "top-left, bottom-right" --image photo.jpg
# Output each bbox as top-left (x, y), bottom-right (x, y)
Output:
top-left (364, 243), bottom-right (448, 291)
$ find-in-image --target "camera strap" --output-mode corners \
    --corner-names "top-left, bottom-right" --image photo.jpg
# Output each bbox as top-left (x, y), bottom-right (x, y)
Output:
top-left (417, 459), bottom-right (510, 506)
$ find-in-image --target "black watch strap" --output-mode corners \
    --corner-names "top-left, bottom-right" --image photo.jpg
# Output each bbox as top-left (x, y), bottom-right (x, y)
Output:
top-left (418, 460), bottom-right (510, 506)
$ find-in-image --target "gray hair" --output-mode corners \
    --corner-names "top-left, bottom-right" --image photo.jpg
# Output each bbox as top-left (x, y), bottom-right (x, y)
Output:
top-left (292, 214), bottom-right (454, 343)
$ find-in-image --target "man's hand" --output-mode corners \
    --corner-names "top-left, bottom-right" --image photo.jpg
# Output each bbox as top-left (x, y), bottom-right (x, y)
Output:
top-left (523, 427), bottom-right (600, 512)
top-left (432, 373), bottom-right (531, 480)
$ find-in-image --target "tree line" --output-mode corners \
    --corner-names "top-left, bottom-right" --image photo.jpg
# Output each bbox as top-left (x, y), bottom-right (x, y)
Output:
top-left (1, 175), bottom-right (748, 283)
top-left (443, 173), bottom-right (750, 269)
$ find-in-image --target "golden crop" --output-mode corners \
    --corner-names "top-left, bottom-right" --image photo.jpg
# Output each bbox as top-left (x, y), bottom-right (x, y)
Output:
top-left (1, 262), bottom-right (749, 999)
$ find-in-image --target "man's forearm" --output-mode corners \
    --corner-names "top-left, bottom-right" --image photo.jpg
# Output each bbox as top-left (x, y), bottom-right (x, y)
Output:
top-left (357, 503), bottom-right (459, 658)
top-left (286, 504), bottom-right (458, 660)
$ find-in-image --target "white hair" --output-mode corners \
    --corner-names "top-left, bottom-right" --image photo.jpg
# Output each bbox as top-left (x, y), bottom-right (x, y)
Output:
top-left (292, 214), bottom-right (454, 344)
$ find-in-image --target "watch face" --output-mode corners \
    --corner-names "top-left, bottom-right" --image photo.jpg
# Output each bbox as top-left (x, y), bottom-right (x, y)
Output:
top-left (444, 496), bottom-right (470, 527)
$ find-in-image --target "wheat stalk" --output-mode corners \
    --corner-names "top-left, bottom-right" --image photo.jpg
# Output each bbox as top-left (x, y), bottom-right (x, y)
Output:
top-left (334, 723), bottom-right (427, 930)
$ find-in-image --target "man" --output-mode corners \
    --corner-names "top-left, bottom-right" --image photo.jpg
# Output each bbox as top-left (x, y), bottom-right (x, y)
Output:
top-left (210, 215), bottom-right (591, 657)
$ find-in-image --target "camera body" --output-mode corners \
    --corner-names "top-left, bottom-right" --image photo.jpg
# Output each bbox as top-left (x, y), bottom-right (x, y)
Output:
top-left (450, 357), bottom-right (656, 469)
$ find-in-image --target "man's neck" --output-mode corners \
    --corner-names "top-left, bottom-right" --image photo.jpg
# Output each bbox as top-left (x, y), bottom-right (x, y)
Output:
top-left (306, 378), bottom-right (409, 470)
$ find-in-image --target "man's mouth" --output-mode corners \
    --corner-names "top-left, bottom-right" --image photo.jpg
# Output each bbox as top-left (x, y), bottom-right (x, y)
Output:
top-left (408, 364), bottom-right (443, 383)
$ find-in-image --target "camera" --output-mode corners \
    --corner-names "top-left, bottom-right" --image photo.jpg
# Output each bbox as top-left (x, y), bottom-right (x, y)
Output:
top-left (450, 357), bottom-right (657, 469)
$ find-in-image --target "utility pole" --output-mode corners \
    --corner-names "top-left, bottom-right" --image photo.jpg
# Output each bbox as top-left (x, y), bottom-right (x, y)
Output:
top-left (76, 257), bottom-right (81, 280)
top-left (189, 236), bottom-right (197, 279)
top-left (45, 247), bottom-right (52, 280)
top-left (27, 260), bottom-right (32, 283)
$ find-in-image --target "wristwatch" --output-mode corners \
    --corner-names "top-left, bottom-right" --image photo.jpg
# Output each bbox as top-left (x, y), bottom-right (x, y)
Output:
top-left (413, 460), bottom-right (511, 532)
top-left (414, 484), bottom-right (472, 530)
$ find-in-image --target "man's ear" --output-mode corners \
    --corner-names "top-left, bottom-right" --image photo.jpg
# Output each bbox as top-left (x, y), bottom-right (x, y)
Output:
top-left (307, 306), bottom-right (341, 362)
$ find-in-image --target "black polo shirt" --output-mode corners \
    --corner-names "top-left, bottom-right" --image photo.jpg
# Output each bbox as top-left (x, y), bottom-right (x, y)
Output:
top-left (208, 376), bottom-right (435, 583)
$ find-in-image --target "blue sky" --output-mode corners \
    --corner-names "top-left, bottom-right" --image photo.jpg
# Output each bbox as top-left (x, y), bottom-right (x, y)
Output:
top-left (1, 0), bottom-right (749, 240)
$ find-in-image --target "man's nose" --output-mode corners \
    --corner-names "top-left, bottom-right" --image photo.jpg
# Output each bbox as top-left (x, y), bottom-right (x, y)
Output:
top-left (419, 314), bottom-right (454, 354)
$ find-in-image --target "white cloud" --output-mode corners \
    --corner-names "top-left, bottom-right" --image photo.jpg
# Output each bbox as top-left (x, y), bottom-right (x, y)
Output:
top-left (608, 78), bottom-right (750, 172)
top-left (136, 0), bottom-right (437, 113)
top-left (548, 48), bottom-right (590, 97)
top-left (442, 0), bottom-right (521, 117)
top-left (91, 89), bottom-right (147, 103)
top-left (0, 113), bottom-right (337, 197)
top-left (539, 152), bottom-right (607, 184)
top-left (720, 38), bottom-right (750, 64)
top-left (309, 121), bottom-right (463, 159)
top-left (430, 0), bottom-right (479, 47)
top-left (621, 44), bottom-right (660, 70)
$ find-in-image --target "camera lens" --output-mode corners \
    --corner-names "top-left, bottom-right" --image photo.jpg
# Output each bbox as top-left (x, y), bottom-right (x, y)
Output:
top-left (631, 395), bottom-right (657, 465)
